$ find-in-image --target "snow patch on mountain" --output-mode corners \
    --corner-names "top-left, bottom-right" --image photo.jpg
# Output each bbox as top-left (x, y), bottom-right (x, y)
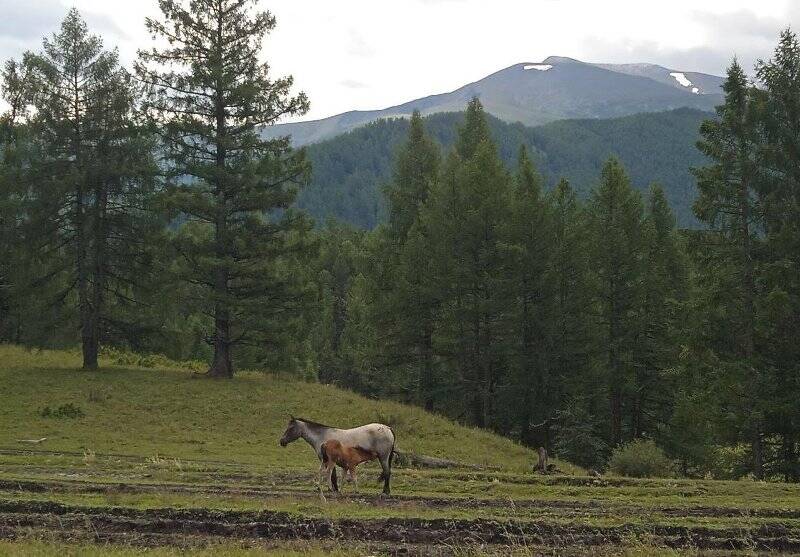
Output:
top-left (524, 64), bottom-right (553, 71)
top-left (670, 72), bottom-right (693, 88)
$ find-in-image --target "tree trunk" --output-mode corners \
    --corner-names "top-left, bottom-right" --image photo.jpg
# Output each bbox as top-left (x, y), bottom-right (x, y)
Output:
top-left (421, 322), bottom-right (435, 412)
top-left (82, 325), bottom-right (99, 370)
top-left (208, 314), bottom-right (233, 378)
top-left (208, 10), bottom-right (233, 380)
top-left (610, 386), bottom-right (622, 446)
top-left (208, 261), bottom-right (232, 378)
top-left (753, 431), bottom-right (764, 480)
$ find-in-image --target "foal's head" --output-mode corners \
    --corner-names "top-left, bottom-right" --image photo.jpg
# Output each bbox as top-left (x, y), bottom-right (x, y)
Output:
top-left (279, 417), bottom-right (303, 447)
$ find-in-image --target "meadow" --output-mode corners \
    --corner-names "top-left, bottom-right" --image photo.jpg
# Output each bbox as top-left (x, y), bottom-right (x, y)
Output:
top-left (1, 346), bottom-right (799, 556)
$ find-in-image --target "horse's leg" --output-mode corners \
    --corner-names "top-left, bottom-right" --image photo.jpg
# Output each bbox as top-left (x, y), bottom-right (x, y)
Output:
top-left (378, 453), bottom-right (391, 495)
top-left (352, 467), bottom-right (359, 493)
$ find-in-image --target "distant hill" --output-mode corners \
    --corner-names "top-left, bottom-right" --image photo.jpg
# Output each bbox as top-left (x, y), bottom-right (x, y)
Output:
top-left (265, 57), bottom-right (723, 146)
top-left (298, 108), bottom-right (712, 229)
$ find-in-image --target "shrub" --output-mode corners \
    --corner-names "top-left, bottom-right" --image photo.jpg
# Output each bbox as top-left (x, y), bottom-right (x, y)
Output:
top-left (608, 439), bottom-right (674, 478)
top-left (40, 403), bottom-right (85, 419)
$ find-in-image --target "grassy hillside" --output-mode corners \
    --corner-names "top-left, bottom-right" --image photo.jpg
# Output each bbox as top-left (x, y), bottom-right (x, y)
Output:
top-left (298, 108), bottom-right (710, 229)
top-left (3, 345), bottom-right (800, 555)
top-left (0, 345), bottom-right (560, 473)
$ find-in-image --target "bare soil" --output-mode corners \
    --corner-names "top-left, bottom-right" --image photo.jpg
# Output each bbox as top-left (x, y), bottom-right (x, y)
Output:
top-left (0, 497), bottom-right (799, 553)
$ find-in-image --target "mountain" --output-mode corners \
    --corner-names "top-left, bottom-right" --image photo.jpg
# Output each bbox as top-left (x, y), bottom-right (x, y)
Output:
top-left (265, 56), bottom-right (723, 146)
top-left (297, 108), bottom-right (711, 229)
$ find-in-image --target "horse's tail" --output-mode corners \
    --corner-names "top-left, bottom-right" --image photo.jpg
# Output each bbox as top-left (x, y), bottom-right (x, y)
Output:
top-left (378, 428), bottom-right (396, 483)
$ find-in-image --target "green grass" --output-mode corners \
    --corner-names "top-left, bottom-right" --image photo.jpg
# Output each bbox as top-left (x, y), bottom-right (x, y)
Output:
top-left (2, 345), bottom-right (800, 556)
top-left (0, 345), bottom-right (565, 473)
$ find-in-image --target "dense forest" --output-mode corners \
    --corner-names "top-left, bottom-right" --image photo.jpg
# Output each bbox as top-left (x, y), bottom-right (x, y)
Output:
top-left (298, 108), bottom-right (710, 229)
top-left (1, 3), bottom-right (799, 481)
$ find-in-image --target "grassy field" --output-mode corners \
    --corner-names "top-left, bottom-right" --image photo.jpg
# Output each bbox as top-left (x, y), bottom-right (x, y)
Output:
top-left (1, 345), bottom-right (800, 555)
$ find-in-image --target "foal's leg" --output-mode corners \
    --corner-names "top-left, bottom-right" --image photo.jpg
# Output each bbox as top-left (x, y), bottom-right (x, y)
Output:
top-left (330, 466), bottom-right (339, 492)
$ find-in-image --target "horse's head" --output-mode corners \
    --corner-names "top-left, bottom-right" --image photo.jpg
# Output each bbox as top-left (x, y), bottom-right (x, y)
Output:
top-left (279, 417), bottom-right (302, 447)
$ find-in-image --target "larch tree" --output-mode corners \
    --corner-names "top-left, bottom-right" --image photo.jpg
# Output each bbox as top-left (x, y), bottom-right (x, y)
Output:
top-left (378, 111), bottom-right (442, 408)
top-left (136, 0), bottom-right (311, 378)
top-left (3, 9), bottom-right (157, 369)
top-left (423, 98), bottom-right (513, 427)
top-left (756, 30), bottom-right (800, 480)
top-left (636, 184), bottom-right (684, 439)
top-left (693, 59), bottom-right (766, 477)
top-left (503, 146), bottom-right (556, 447)
top-left (588, 157), bottom-right (645, 447)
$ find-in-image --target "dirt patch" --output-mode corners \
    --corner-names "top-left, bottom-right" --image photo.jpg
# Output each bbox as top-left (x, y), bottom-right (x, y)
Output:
top-left (3, 478), bottom-right (800, 522)
top-left (1, 499), bottom-right (799, 552)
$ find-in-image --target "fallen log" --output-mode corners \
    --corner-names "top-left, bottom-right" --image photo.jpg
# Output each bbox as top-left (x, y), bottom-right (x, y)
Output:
top-left (16, 438), bottom-right (48, 444)
top-left (393, 451), bottom-right (490, 470)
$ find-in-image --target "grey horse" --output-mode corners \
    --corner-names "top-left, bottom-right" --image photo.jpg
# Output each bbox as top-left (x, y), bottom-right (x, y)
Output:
top-left (279, 416), bottom-right (396, 495)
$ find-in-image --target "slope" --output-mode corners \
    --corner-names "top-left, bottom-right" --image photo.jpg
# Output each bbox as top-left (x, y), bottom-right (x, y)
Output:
top-left (0, 345), bottom-right (556, 472)
top-left (298, 108), bottom-right (711, 229)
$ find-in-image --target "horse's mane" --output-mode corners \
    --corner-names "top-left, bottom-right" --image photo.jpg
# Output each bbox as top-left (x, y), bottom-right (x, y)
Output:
top-left (296, 417), bottom-right (334, 430)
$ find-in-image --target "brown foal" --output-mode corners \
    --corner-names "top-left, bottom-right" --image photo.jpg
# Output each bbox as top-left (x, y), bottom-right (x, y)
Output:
top-left (319, 439), bottom-right (378, 492)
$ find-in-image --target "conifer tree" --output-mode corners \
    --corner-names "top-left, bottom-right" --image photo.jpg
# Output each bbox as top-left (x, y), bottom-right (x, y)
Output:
top-left (503, 146), bottom-right (555, 446)
top-left (693, 60), bottom-right (766, 477)
top-left (386, 111), bottom-right (440, 240)
top-left (3, 9), bottom-right (157, 368)
top-left (422, 99), bottom-right (512, 427)
top-left (755, 31), bottom-right (800, 480)
top-left (377, 113), bottom-right (442, 407)
top-left (636, 185), bottom-right (684, 438)
top-left (136, 0), bottom-right (311, 377)
top-left (588, 158), bottom-right (645, 446)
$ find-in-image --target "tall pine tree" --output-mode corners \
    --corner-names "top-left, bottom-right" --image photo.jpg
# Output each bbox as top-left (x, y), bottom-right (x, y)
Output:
top-left (756, 31), bottom-right (800, 480)
top-left (503, 146), bottom-right (556, 446)
top-left (136, 0), bottom-right (311, 377)
top-left (4, 9), bottom-right (158, 368)
top-left (588, 157), bottom-right (645, 447)
top-left (421, 99), bottom-right (512, 427)
top-left (693, 59), bottom-right (766, 477)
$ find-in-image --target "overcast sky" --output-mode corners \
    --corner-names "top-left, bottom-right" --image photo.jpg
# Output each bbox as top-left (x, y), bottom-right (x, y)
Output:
top-left (0, 0), bottom-right (797, 122)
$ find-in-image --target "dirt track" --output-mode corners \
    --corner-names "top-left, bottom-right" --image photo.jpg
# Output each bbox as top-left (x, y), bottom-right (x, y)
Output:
top-left (2, 477), bottom-right (800, 521)
top-left (1, 497), bottom-right (800, 553)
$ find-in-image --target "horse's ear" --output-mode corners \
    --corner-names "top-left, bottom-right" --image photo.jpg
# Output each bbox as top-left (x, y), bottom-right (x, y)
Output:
top-left (289, 414), bottom-right (295, 420)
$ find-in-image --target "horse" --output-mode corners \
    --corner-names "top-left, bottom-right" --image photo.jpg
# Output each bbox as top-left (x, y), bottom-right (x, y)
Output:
top-left (279, 416), bottom-right (396, 495)
top-left (319, 439), bottom-right (377, 492)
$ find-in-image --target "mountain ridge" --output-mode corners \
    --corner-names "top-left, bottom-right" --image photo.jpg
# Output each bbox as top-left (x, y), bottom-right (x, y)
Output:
top-left (264, 57), bottom-right (724, 145)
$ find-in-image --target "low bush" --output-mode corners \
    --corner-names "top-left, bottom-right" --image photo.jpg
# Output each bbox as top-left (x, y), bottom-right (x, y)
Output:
top-left (40, 403), bottom-right (85, 419)
top-left (608, 439), bottom-right (674, 478)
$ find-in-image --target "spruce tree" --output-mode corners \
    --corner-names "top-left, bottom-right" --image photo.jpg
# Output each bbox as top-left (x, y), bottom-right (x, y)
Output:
top-left (136, 0), bottom-right (310, 377)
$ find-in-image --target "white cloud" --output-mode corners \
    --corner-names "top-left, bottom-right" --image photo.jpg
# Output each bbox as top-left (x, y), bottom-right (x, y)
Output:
top-left (0, 0), bottom-right (796, 121)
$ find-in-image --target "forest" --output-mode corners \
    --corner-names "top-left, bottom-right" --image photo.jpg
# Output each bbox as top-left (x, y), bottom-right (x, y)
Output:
top-left (1, 3), bottom-right (799, 484)
top-left (299, 107), bottom-right (710, 229)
